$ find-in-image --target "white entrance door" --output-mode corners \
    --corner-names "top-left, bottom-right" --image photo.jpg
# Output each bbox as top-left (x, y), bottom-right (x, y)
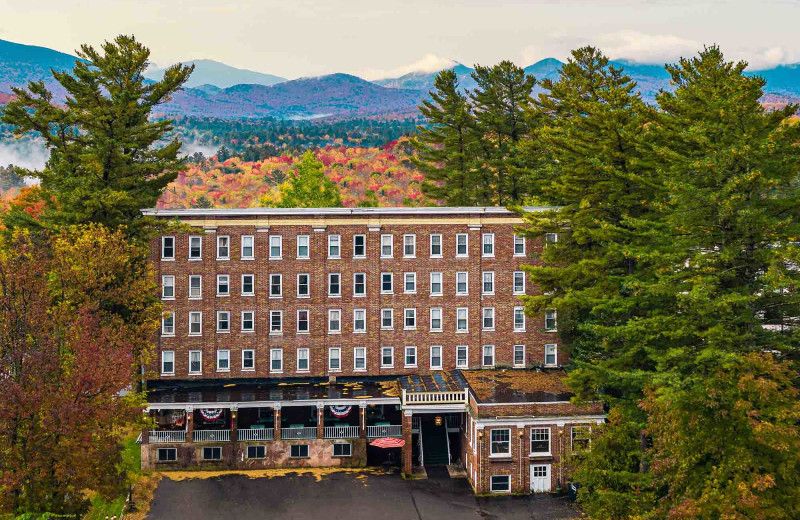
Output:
top-left (530, 464), bottom-right (551, 493)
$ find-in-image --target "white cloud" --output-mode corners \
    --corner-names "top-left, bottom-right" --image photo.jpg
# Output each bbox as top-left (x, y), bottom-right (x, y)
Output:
top-left (359, 54), bottom-right (457, 80)
top-left (597, 31), bottom-right (701, 64)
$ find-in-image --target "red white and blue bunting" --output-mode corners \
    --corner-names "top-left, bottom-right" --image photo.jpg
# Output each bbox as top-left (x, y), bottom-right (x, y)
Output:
top-left (199, 408), bottom-right (224, 421)
top-left (329, 405), bottom-right (352, 418)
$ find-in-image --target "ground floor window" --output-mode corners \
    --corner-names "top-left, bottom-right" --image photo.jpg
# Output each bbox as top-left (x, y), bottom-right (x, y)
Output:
top-left (333, 442), bottom-right (352, 457)
top-left (490, 475), bottom-right (511, 493)
top-left (290, 444), bottom-right (309, 458)
top-left (202, 447), bottom-right (222, 461)
top-left (247, 445), bottom-right (266, 459)
top-left (157, 448), bottom-right (177, 462)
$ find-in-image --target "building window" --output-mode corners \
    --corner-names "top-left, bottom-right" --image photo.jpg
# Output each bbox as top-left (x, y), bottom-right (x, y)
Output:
top-left (217, 311), bottom-right (230, 332)
top-left (297, 310), bottom-right (309, 333)
top-left (381, 347), bottom-right (394, 368)
top-left (217, 349), bottom-right (230, 371)
top-left (456, 272), bottom-right (468, 295)
top-left (297, 273), bottom-right (310, 297)
top-left (482, 233), bottom-right (495, 257)
top-left (456, 233), bottom-right (468, 257)
top-left (353, 234), bottom-right (366, 258)
top-left (513, 234), bottom-right (526, 256)
top-left (482, 307), bottom-right (495, 331)
top-left (161, 236), bottom-right (175, 260)
top-left (354, 347), bottom-right (366, 371)
top-left (328, 348), bottom-right (341, 371)
top-left (430, 272), bottom-right (442, 295)
top-left (241, 235), bottom-right (254, 259)
top-left (530, 428), bottom-right (550, 454)
top-left (404, 272), bottom-right (416, 293)
top-left (242, 274), bottom-right (255, 296)
top-left (490, 475), bottom-right (511, 493)
top-left (545, 310), bottom-right (557, 331)
top-left (381, 272), bottom-right (393, 294)
top-left (269, 274), bottom-right (282, 297)
top-left (404, 346), bottom-right (417, 367)
top-left (333, 442), bottom-right (352, 457)
top-left (404, 308), bottom-right (416, 330)
top-left (217, 274), bottom-right (230, 296)
top-left (203, 446), bottom-right (222, 461)
top-left (189, 236), bottom-right (202, 260)
top-left (290, 444), bottom-right (309, 458)
top-left (297, 235), bottom-right (310, 259)
top-left (242, 349), bottom-right (255, 370)
top-left (381, 308), bottom-right (393, 329)
top-left (162, 311), bottom-right (175, 336)
top-left (403, 234), bottom-right (416, 257)
top-left (297, 348), bottom-right (310, 372)
top-left (189, 275), bottom-right (202, 299)
top-left (430, 234), bottom-right (442, 257)
top-left (157, 448), bottom-right (177, 462)
top-left (270, 311), bottom-right (283, 334)
top-left (456, 345), bottom-right (468, 368)
top-left (513, 271), bottom-right (525, 295)
top-left (381, 234), bottom-right (393, 258)
top-left (545, 344), bottom-right (558, 366)
top-left (571, 426), bottom-right (591, 452)
top-left (217, 235), bottom-right (230, 260)
top-left (482, 345), bottom-right (495, 367)
top-left (456, 307), bottom-right (468, 332)
top-left (269, 235), bottom-right (282, 259)
top-left (513, 345), bottom-right (525, 367)
top-left (490, 429), bottom-right (511, 455)
top-left (247, 445), bottom-right (266, 459)
top-left (430, 346), bottom-right (442, 370)
top-left (328, 273), bottom-right (341, 296)
top-left (514, 307), bottom-right (526, 331)
top-left (353, 273), bottom-right (366, 297)
top-left (353, 309), bottom-right (366, 333)
top-left (328, 309), bottom-right (341, 333)
top-left (545, 233), bottom-right (558, 246)
top-left (161, 275), bottom-right (175, 299)
top-left (189, 350), bottom-right (202, 374)
top-left (428, 307), bottom-right (444, 332)
top-left (482, 271), bottom-right (495, 295)
top-left (328, 234), bottom-right (341, 258)
top-left (161, 351), bottom-right (174, 374)
top-left (270, 348), bottom-right (283, 372)
top-left (189, 312), bottom-right (202, 336)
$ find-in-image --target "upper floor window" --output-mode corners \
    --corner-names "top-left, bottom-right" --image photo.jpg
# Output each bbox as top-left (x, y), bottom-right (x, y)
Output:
top-left (328, 309), bottom-right (341, 333)
top-left (353, 234), bottom-right (366, 258)
top-left (482, 307), bottom-right (495, 331)
top-left (404, 272), bottom-right (417, 294)
top-left (545, 343), bottom-right (558, 366)
top-left (269, 274), bottom-right (282, 297)
top-left (490, 428), bottom-right (510, 455)
top-left (270, 348), bottom-right (283, 373)
top-left (545, 233), bottom-right (558, 246)
top-left (242, 349), bottom-right (255, 370)
top-left (571, 426), bottom-right (591, 452)
top-left (531, 428), bottom-right (550, 454)
top-left (328, 273), bottom-right (341, 297)
top-left (353, 309), bottom-right (366, 333)
top-left (513, 271), bottom-right (525, 295)
top-left (430, 345), bottom-right (442, 370)
top-left (381, 234), bottom-right (393, 258)
top-left (161, 236), bottom-right (175, 260)
top-left (403, 234), bottom-right (416, 257)
top-left (482, 271), bottom-right (495, 295)
top-left (242, 310), bottom-right (255, 332)
top-left (297, 310), bottom-right (310, 333)
top-left (189, 350), bottom-right (202, 374)
top-left (328, 234), bottom-right (341, 259)
top-left (216, 235), bottom-right (230, 260)
top-left (482, 345), bottom-right (495, 367)
top-left (514, 307), bottom-right (526, 331)
top-left (189, 236), bottom-right (202, 260)
top-left (353, 273), bottom-right (366, 297)
top-left (161, 275), bottom-right (175, 299)
top-left (297, 273), bottom-right (310, 297)
top-left (189, 312), bottom-right (202, 336)
top-left (242, 274), bottom-right (254, 296)
top-left (430, 307), bottom-right (442, 331)
top-left (269, 310), bottom-right (283, 334)
top-left (456, 272), bottom-right (469, 295)
top-left (381, 347), bottom-right (394, 368)
top-left (217, 349), bottom-right (230, 371)
top-left (354, 347), bottom-right (367, 371)
top-left (381, 272), bottom-right (393, 294)
top-left (404, 346), bottom-right (417, 367)
top-left (545, 309), bottom-right (557, 331)
top-left (269, 235), bottom-right (282, 259)
top-left (161, 311), bottom-right (175, 336)
top-left (482, 233), bottom-right (495, 257)
top-left (297, 348), bottom-right (309, 372)
top-left (328, 348), bottom-right (341, 372)
top-left (241, 235), bottom-right (254, 259)
top-left (188, 275), bottom-right (202, 299)
top-left (513, 234), bottom-right (526, 256)
top-left (161, 350), bottom-right (175, 375)
top-left (513, 344), bottom-right (525, 367)
top-left (456, 233), bottom-right (468, 257)
top-left (297, 235), bottom-right (310, 259)
top-left (456, 345), bottom-right (468, 368)
top-left (381, 308), bottom-right (394, 329)
top-left (430, 272), bottom-right (442, 296)
top-left (430, 234), bottom-right (442, 257)
top-left (217, 275), bottom-right (230, 296)
top-left (456, 307), bottom-right (468, 332)
top-left (404, 308), bottom-right (416, 330)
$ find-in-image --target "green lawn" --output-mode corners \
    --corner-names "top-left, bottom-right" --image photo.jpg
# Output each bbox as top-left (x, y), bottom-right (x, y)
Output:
top-left (83, 437), bottom-right (141, 520)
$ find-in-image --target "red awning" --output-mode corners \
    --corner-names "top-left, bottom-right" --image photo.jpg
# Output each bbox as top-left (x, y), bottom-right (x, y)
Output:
top-left (370, 437), bottom-right (405, 448)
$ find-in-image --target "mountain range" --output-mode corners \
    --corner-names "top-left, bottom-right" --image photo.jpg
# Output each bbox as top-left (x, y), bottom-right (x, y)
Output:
top-left (1, 38), bottom-right (799, 120)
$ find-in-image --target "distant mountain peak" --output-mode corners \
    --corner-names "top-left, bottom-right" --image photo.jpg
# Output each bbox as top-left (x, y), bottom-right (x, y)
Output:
top-left (144, 59), bottom-right (286, 89)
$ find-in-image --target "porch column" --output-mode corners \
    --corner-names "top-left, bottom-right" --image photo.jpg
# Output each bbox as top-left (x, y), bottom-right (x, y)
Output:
top-left (401, 409), bottom-right (413, 476)
top-left (230, 405), bottom-right (238, 443)
top-left (359, 403), bottom-right (367, 439)
top-left (317, 403), bottom-right (325, 439)
top-left (273, 405), bottom-right (281, 440)
top-left (185, 406), bottom-right (194, 443)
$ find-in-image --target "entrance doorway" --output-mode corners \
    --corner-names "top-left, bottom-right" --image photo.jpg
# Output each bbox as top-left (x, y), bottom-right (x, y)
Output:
top-left (530, 464), bottom-right (552, 492)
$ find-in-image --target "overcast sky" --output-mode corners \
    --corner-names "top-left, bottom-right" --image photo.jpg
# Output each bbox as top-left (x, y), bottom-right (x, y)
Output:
top-left (1, 0), bottom-right (798, 79)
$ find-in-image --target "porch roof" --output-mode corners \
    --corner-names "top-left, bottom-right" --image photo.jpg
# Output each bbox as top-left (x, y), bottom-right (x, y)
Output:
top-left (461, 369), bottom-right (574, 404)
top-left (398, 370), bottom-right (468, 393)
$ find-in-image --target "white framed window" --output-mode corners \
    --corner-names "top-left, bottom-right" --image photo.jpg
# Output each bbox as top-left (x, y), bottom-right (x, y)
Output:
top-left (189, 275), bottom-right (202, 299)
top-left (328, 348), bottom-right (341, 371)
top-left (482, 271), bottom-right (495, 295)
top-left (456, 233), bottom-right (468, 257)
top-left (161, 236), bottom-right (175, 260)
top-left (404, 308), bottom-right (416, 330)
top-left (217, 274), bottom-right (230, 296)
top-left (328, 309), bottom-right (341, 333)
top-left (269, 310), bottom-right (283, 333)
top-left (571, 426), bottom-right (591, 451)
top-left (328, 234), bottom-right (341, 259)
top-left (380, 234), bottom-right (393, 258)
top-left (269, 235), bottom-right (282, 259)
top-left (216, 235), bottom-right (230, 260)
top-left (353, 234), bottom-right (366, 258)
top-left (545, 233), bottom-right (558, 246)
top-left (531, 428), bottom-right (551, 455)
top-left (161, 275), bottom-right (175, 299)
top-left (403, 234), bottom-right (416, 257)
top-left (490, 475), bottom-right (511, 493)
top-left (297, 273), bottom-right (310, 297)
top-left (456, 345), bottom-right (468, 368)
top-left (456, 272), bottom-right (468, 295)
top-left (482, 307), bottom-right (495, 331)
top-left (513, 344), bottom-right (525, 367)
top-left (430, 234), bottom-right (442, 258)
top-left (161, 351), bottom-right (174, 375)
top-left (189, 350), bottom-right (202, 374)
top-left (333, 442), bottom-right (352, 457)
top-left (381, 346), bottom-right (394, 368)
top-left (482, 233), bottom-right (495, 257)
top-left (430, 272), bottom-right (442, 296)
top-left (513, 234), bottom-right (526, 256)
top-left (217, 349), bottom-right (230, 371)
top-left (216, 311), bottom-right (230, 332)
top-left (381, 308), bottom-right (394, 329)
top-left (297, 348), bottom-right (310, 372)
top-left (404, 346), bottom-right (417, 367)
top-left (297, 235), bottom-right (310, 259)
top-left (354, 347), bottom-right (366, 371)
top-left (297, 309), bottom-right (310, 333)
top-left (545, 343), bottom-right (558, 366)
top-left (269, 274), bottom-right (282, 297)
top-left (242, 349), bottom-right (255, 370)
top-left (430, 307), bottom-right (442, 331)
top-left (241, 235), bottom-right (254, 259)
top-left (514, 307), bottom-right (526, 331)
top-left (189, 312), bottom-right (202, 336)
top-left (381, 272), bottom-right (393, 294)
top-left (270, 348), bottom-right (283, 373)
top-left (353, 309), bottom-right (367, 333)
top-left (353, 273), bottom-right (366, 297)
top-left (328, 273), bottom-right (341, 296)
top-left (545, 309), bottom-right (557, 331)
top-left (189, 236), bottom-right (202, 260)
top-left (241, 274), bottom-right (255, 296)
top-left (482, 345), bottom-right (495, 367)
top-left (430, 345), bottom-right (442, 370)
top-left (490, 429), bottom-right (511, 456)
top-left (513, 271), bottom-right (525, 295)
top-left (456, 307), bottom-right (468, 333)
top-left (241, 310), bottom-right (254, 332)
top-left (404, 272), bottom-right (417, 294)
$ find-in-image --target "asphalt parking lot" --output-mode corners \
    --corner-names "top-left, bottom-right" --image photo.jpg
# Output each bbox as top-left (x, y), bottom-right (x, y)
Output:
top-left (145, 468), bottom-right (579, 520)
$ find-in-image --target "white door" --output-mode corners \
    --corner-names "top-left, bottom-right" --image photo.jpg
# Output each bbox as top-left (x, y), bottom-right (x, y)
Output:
top-left (530, 464), bottom-right (551, 493)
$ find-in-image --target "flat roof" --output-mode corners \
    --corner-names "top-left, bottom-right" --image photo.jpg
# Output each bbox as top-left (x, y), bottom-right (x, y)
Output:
top-left (141, 206), bottom-right (555, 218)
top-left (399, 370), bottom-right (468, 393)
top-left (461, 369), bottom-right (573, 404)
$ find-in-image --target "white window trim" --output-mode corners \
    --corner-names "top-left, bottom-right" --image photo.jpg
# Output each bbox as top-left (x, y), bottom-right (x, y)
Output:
top-left (188, 311), bottom-right (202, 336)
top-left (490, 475), bottom-right (512, 494)
top-left (456, 233), bottom-right (469, 258)
top-left (482, 271), bottom-right (495, 295)
top-left (242, 349), bottom-right (255, 371)
top-left (381, 346), bottom-right (394, 368)
top-left (161, 236), bottom-right (175, 261)
top-left (241, 274), bottom-right (255, 296)
top-left (270, 348), bottom-right (283, 373)
top-left (297, 348), bottom-right (310, 373)
top-left (429, 307), bottom-right (443, 332)
top-left (545, 309), bottom-right (558, 332)
top-left (429, 272), bottom-right (443, 296)
top-left (328, 234), bottom-right (341, 259)
top-left (456, 345), bottom-right (469, 369)
top-left (514, 307), bottom-right (526, 332)
top-left (297, 273), bottom-right (310, 298)
top-left (241, 310), bottom-right (255, 333)
top-left (297, 309), bottom-right (310, 334)
top-left (328, 273), bottom-right (341, 297)
top-left (161, 311), bottom-right (175, 336)
top-left (404, 308), bottom-right (417, 331)
top-left (216, 349), bottom-right (230, 372)
top-left (490, 428), bottom-right (511, 457)
top-left (403, 234), bottom-right (416, 258)
top-left (381, 308), bottom-right (394, 330)
top-left (328, 348), bottom-right (342, 372)
top-left (328, 309), bottom-right (342, 334)
top-left (482, 233), bottom-right (495, 258)
top-left (456, 272), bottom-right (469, 295)
top-left (216, 311), bottom-right (230, 333)
top-left (161, 350), bottom-right (175, 375)
top-left (482, 307), bottom-right (495, 331)
top-left (430, 233), bottom-right (443, 258)
top-left (353, 273), bottom-right (367, 297)
top-left (513, 271), bottom-right (526, 295)
top-left (404, 346), bottom-right (417, 368)
top-left (456, 307), bottom-right (469, 333)
top-left (353, 234), bottom-right (366, 259)
top-left (269, 310), bottom-right (283, 335)
top-left (514, 234), bottom-right (526, 257)
top-left (380, 272), bottom-right (393, 295)
top-left (188, 350), bottom-right (202, 374)
top-left (529, 427), bottom-right (552, 456)
top-left (269, 274), bottom-right (283, 298)
top-left (216, 274), bottom-right (230, 297)
top-left (161, 275), bottom-right (175, 300)
top-left (380, 234), bottom-right (394, 258)
top-left (353, 347), bottom-right (367, 371)
top-left (513, 344), bottom-right (526, 367)
top-left (545, 343), bottom-right (559, 367)
top-left (482, 345), bottom-right (495, 368)
top-left (188, 275), bottom-right (202, 300)
top-left (269, 235), bottom-right (283, 260)
top-left (404, 272), bottom-right (417, 294)
top-left (188, 236), bottom-right (202, 261)
top-left (240, 235), bottom-right (255, 260)
top-left (216, 235), bottom-right (230, 260)
top-left (353, 308), bottom-right (367, 333)
top-left (296, 235), bottom-right (310, 259)
top-left (429, 345), bottom-right (443, 370)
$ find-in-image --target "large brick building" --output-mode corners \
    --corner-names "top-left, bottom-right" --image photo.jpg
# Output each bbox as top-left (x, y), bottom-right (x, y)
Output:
top-left (141, 207), bottom-right (603, 494)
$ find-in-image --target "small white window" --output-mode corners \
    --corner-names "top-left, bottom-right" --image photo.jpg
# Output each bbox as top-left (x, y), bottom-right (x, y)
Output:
top-left (189, 350), bottom-right (202, 374)
top-left (354, 347), bottom-right (366, 371)
top-left (161, 275), bottom-right (175, 299)
top-left (297, 348), bottom-right (310, 372)
top-left (430, 345), bottom-right (442, 370)
top-left (217, 274), bottom-right (230, 296)
top-left (381, 272), bottom-right (393, 294)
top-left (490, 429), bottom-right (511, 455)
top-left (404, 346), bottom-right (417, 367)
top-left (545, 344), bottom-right (558, 366)
top-left (482, 307), bottom-right (495, 331)
top-left (328, 309), bottom-right (341, 333)
top-left (353, 273), bottom-right (366, 297)
top-left (189, 312), bottom-right (202, 335)
top-left (297, 309), bottom-right (310, 333)
top-left (404, 308), bottom-right (416, 330)
top-left (353, 234), bottom-right (366, 258)
top-left (482, 271), bottom-right (495, 295)
top-left (353, 309), bottom-right (366, 333)
top-left (513, 271), bottom-right (525, 295)
top-left (456, 307), bottom-right (468, 332)
top-left (216, 311), bottom-right (230, 332)
top-left (161, 351), bottom-right (174, 374)
top-left (217, 349), bottom-right (230, 371)
top-left (329, 348), bottom-right (341, 371)
top-left (216, 235), bottom-right (230, 260)
top-left (189, 275), bottom-right (202, 299)
top-left (241, 310), bottom-right (255, 332)
top-left (545, 309), bottom-right (557, 331)
top-left (403, 234), bottom-right (416, 257)
top-left (381, 308), bottom-right (394, 329)
top-left (490, 475), bottom-right (511, 493)
top-left (380, 234), bottom-right (393, 258)
top-left (328, 273), bottom-right (341, 296)
top-left (328, 234), bottom-right (341, 258)
top-left (513, 234), bottom-right (526, 256)
top-left (514, 307), bottom-right (526, 331)
top-left (482, 345), bottom-right (495, 367)
top-left (189, 236), bottom-right (202, 260)
top-left (404, 272), bottom-right (417, 294)
top-left (430, 234), bottom-right (442, 257)
top-left (545, 233), bottom-right (558, 246)
top-left (161, 236), bottom-right (175, 260)
top-left (456, 272), bottom-right (468, 295)
top-left (482, 233), bottom-right (495, 257)
top-left (268, 310), bottom-right (282, 334)
top-left (270, 348), bottom-right (283, 372)
top-left (241, 235), bottom-right (254, 259)
top-left (456, 233), bottom-right (468, 257)
top-left (269, 274), bottom-right (282, 297)
top-left (297, 273), bottom-right (310, 297)
top-left (430, 272), bottom-right (442, 296)
top-left (381, 346), bottom-right (394, 368)
top-left (297, 235), bottom-right (310, 259)
top-left (241, 274), bottom-right (255, 296)
top-left (456, 345), bottom-right (468, 368)
top-left (242, 349), bottom-right (255, 370)
top-left (269, 235), bottom-right (282, 259)
top-left (531, 428), bottom-right (551, 454)
top-left (513, 344), bottom-right (525, 367)
top-left (430, 307), bottom-right (442, 331)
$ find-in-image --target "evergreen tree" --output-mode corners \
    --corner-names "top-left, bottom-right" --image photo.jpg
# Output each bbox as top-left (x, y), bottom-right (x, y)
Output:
top-left (1, 35), bottom-right (193, 240)
top-left (264, 151), bottom-right (342, 208)
top-left (216, 145), bottom-right (232, 162)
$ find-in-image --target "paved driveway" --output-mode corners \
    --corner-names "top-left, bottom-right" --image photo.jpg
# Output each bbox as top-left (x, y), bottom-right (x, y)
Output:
top-left (146, 468), bottom-right (579, 520)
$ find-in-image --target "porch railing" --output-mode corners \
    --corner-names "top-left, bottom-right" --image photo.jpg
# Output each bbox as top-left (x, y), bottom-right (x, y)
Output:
top-left (367, 424), bottom-right (402, 438)
top-left (193, 429), bottom-right (230, 442)
top-left (281, 426), bottom-right (317, 440)
top-left (324, 425), bottom-right (360, 439)
top-left (238, 428), bottom-right (274, 441)
top-left (402, 390), bottom-right (467, 405)
top-left (149, 430), bottom-right (186, 443)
